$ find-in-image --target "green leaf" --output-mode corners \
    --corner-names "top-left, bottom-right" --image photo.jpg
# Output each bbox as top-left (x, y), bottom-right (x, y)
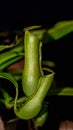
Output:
top-left (0, 45), bottom-right (9, 52)
top-left (0, 55), bottom-right (23, 71)
top-left (0, 40), bottom-right (23, 63)
top-left (58, 87), bottom-right (73, 96)
top-left (0, 37), bottom-right (24, 71)
top-left (48, 21), bottom-right (73, 40)
top-left (48, 86), bottom-right (73, 96)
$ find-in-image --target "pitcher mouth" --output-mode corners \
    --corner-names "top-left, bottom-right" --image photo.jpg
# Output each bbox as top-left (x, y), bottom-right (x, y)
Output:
top-left (42, 67), bottom-right (54, 75)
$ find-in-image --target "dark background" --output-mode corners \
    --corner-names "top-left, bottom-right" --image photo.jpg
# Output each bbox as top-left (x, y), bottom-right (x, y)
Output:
top-left (0, 5), bottom-right (73, 31)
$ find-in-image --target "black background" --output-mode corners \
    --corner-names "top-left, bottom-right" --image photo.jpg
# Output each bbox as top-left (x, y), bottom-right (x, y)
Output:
top-left (0, 4), bottom-right (73, 31)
